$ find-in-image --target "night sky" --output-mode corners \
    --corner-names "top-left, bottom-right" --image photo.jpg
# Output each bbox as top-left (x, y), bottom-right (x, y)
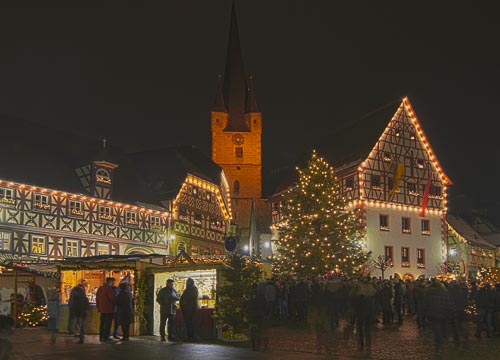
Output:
top-left (1, 1), bottom-right (499, 214)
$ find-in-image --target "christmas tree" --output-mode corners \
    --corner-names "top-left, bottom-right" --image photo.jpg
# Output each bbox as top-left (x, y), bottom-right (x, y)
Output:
top-left (215, 252), bottom-right (261, 338)
top-left (274, 150), bottom-right (368, 278)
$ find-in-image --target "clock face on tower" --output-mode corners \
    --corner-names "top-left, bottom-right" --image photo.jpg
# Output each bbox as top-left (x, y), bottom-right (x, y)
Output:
top-left (231, 134), bottom-right (244, 145)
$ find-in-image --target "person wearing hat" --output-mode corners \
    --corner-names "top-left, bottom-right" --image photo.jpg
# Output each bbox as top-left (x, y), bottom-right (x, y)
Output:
top-left (157, 279), bottom-right (180, 341)
top-left (67, 279), bottom-right (89, 344)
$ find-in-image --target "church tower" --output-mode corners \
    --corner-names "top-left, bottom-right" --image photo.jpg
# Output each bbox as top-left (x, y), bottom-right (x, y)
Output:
top-left (211, 3), bottom-right (262, 207)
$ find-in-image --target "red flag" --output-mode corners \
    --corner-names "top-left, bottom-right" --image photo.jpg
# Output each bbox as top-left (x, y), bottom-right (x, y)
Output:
top-left (419, 171), bottom-right (433, 217)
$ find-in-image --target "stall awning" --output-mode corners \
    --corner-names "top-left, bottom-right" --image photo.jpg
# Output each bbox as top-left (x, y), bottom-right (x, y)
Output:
top-left (0, 253), bottom-right (59, 278)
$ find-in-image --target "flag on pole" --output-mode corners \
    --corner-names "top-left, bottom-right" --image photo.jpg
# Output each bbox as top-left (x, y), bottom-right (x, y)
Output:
top-left (388, 163), bottom-right (404, 201)
top-left (419, 171), bottom-right (433, 217)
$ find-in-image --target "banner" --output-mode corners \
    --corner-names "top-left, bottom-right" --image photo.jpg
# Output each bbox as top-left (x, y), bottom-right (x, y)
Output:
top-left (419, 171), bottom-right (433, 217)
top-left (388, 163), bottom-right (404, 201)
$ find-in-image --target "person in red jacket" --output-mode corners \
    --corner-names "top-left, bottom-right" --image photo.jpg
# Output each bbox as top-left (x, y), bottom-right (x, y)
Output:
top-left (96, 277), bottom-right (116, 342)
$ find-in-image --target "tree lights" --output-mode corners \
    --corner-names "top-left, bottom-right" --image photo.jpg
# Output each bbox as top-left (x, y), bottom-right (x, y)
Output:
top-left (273, 151), bottom-right (369, 278)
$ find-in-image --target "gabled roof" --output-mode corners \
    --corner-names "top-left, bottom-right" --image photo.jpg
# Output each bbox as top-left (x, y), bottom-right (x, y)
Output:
top-left (447, 214), bottom-right (496, 250)
top-left (112, 145), bottom-right (223, 206)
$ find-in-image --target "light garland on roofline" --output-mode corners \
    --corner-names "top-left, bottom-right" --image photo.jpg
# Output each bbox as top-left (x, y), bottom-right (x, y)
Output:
top-left (0, 178), bottom-right (170, 218)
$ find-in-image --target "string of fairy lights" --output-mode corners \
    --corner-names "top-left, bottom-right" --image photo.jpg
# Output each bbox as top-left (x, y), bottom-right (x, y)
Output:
top-left (274, 150), bottom-right (368, 277)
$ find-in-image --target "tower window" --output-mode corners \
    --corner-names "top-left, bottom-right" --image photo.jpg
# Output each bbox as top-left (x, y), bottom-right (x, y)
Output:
top-left (235, 147), bottom-right (243, 158)
top-left (96, 168), bottom-right (111, 184)
top-left (234, 180), bottom-right (240, 194)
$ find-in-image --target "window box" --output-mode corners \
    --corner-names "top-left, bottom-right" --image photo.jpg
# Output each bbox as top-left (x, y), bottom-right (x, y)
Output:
top-left (0, 198), bottom-right (16, 206)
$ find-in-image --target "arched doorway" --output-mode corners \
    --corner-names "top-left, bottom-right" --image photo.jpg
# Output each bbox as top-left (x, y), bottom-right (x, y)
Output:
top-left (402, 273), bottom-right (414, 281)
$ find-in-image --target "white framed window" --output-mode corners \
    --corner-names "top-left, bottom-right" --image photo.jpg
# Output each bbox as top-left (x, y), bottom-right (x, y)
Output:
top-left (33, 194), bottom-right (50, 210)
top-left (69, 200), bottom-right (83, 216)
top-left (0, 187), bottom-right (13, 199)
top-left (417, 248), bottom-right (426, 268)
top-left (401, 247), bottom-right (410, 267)
top-left (99, 206), bottom-right (112, 221)
top-left (151, 216), bottom-right (161, 229)
top-left (31, 235), bottom-right (47, 255)
top-left (379, 214), bottom-right (389, 231)
top-left (65, 239), bottom-right (80, 257)
top-left (96, 242), bottom-right (110, 255)
top-left (0, 231), bottom-right (12, 251)
top-left (125, 211), bottom-right (138, 225)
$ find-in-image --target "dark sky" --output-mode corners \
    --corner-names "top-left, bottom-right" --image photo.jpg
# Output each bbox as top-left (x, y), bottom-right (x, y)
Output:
top-left (1, 1), bottom-right (499, 211)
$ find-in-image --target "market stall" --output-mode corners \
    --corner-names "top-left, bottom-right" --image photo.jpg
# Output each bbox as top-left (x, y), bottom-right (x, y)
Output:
top-left (152, 251), bottom-right (226, 340)
top-left (57, 254), bottom-right (166, 336)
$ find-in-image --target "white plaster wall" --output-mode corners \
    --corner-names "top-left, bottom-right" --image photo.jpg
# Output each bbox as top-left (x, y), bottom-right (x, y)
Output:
top-left (365, 205), bottom-right (444, 279)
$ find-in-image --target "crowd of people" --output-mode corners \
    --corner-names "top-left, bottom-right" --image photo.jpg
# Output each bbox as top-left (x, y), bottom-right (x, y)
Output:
top-left (248, 275), bottom-right (500, 353)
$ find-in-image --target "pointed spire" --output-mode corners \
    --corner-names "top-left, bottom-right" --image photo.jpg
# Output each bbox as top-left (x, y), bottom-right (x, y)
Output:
top-left (212, 74), bottom-right (227, 112)
top-left (245, 76), bottom-right (259, 113)
top-left (221, 0), bottom-right (249, 131)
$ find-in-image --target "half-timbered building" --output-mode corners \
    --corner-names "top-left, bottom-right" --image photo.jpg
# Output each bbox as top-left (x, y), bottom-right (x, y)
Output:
top-left (0, 116), bottom-right (231, 260)
top-left (269, 97), bottom-right (452, 278)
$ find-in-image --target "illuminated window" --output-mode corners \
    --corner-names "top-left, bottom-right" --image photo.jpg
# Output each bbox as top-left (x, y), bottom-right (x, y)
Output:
top-left (0, 187), bottom-right (13, 200)
top-left (401, 247), bottom-right (410, 267)
top-left (0, 231), bottom-right (11, 251)
top-left (97, 243), bottom-right (110, 255)
top-left (65, 239), bottom-right (79, 257)
top-left (178, 207), bottom-right (189, 222)
top-left (31, 235), bottom-right (46, 255)
top-left (202, 247), bottom-right (211, 255)
top-left (125, 211), bottom-right (138, 225)
top-left (430, 186), bottom-right (442, 198)
top-left (417, 248), bottom-right (426, 268)
top-left (214, 249), bottom-right (222, 255)
top-left (233, 180), bottom-right (240, 194)
top-left (416, 159), bottom-right (424, 169)
top-left (421, 219), bottom-right (430, 235)
top-left (193, 187), bottom-right (198, 196)
top-left (379, 214), bottom-right (389, 231)
top-left (383, 152), bottom-right (392, 162)
top-left (194, 213), bottom-right (202, 226)
top-left (384, 246), bottom-right (394, 267)
top-left (409, 132), bottom-right (415, 140)
top-left (402, 217), bottom-right (411, 234)
top-left (235, 147), bottom-right (243, 158)
top-left (191, 245), bottom-right (199, 256)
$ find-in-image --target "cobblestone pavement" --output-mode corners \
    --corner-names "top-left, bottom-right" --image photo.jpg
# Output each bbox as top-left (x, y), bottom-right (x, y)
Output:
top-left (5, 315), bottom-right (500, 360)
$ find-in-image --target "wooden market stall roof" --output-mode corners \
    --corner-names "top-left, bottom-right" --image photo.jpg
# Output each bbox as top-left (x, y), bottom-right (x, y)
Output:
top-left (0, 253), bottom-right (59, 278)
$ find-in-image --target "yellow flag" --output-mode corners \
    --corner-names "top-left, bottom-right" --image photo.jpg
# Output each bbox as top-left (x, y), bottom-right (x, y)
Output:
top-left (389, 163), bottom-right (404, 201)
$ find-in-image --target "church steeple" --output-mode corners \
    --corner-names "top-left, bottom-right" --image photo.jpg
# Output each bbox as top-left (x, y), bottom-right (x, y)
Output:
top-left (212, 74), bottom-right (227, 112)
top-left (221, 1), bottom-right (249, 132)
top-left (245, 76), bottom-right (259, 113)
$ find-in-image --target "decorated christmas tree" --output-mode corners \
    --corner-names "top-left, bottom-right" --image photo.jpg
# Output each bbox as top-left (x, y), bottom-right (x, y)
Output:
top-left (274, 150), bottom-right (368, 278)
top-left (215, 252), bottom-right (261, 338)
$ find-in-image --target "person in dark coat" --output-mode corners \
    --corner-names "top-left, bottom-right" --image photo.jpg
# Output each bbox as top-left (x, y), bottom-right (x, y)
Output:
top-left (68, 279), bottom-right (89, 344)
top-left (413, 279), bottom-right (427, 330)
top-left (179, 278), bottom-right (199, 341)
top-left (351, 277), bottom-right (378, 351)
top-left (379, 280), bottom-right (393, 325)
top-left (424, 279), bottom-right (454, 352)
top-left (448, 280), bottom-right (468, 346)
top-left (115, 283), bottom-right (134, 341)
top-left (156, 278), bottom-right (180, 341)
top-left (475, 282), bottom-right (496, 338)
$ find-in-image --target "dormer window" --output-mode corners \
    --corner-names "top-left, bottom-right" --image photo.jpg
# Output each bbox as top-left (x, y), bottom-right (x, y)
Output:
top-left (69, 200), bottom-right (84, 216)
top-left (96, 168), bottom-right (112, 185)
top-left (33, 194), bottom-right (50, 211)
top-left (395, 127), bottom-right (402, 137)
top-left (416, 159), bottom-right (424, 169)
top-left (409, 132), bottom-right (416, 140)
top-left (407, 182), bottom-right (417, 195)
top-left (383, 152), bottom-right (392, 162)
top-left (125, 211), bottom-right (138, 225)
top-left (430, 186), bottom-right (442, 199)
